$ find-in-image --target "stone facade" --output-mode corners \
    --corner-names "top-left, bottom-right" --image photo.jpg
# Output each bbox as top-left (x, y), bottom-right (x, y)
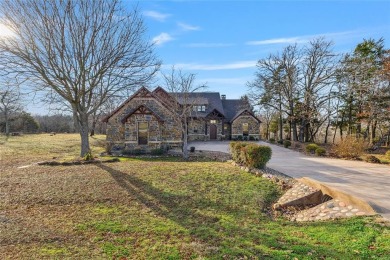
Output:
top-left (105, 89), bottom-right (182, 153)
top-left (231, 114), bottom-right (260, 140)
top-left (104, 87), bottom-right (261, 153)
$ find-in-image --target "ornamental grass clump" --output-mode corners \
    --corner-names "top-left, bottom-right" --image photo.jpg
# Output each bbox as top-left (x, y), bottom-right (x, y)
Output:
top-left (332, 136), bottom-right (367, 159)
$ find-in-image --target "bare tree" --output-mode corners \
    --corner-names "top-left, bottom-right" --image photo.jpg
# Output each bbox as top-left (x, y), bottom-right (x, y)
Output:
top-left (162, 68), bottom-right (206, 160)
top-left (0, 0), bottom-right (160, 156)
top-left (0, 79), bottom-right (23, 136)
top-left (299, 38), bottom-right (338, 142)
top-left (248, 44), bottom-right (301, 141)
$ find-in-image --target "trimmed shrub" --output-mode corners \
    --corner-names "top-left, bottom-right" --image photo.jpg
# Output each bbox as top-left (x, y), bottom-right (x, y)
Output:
top-left (315, 147), bottom-right (326, 156)
top-left (241, 144), bottom-right (272, 169)
top-left (306, 143), bottom-right (319, 154)
top-left (151, 148), bottom-right (164, 155)
top-left (229, 142), bottom-right (249, 163)
top-left (269, 138), bottom-right (275, 143)
top-left (283, 140), bottom-right (291, 148)
top-left (332, 136), bottom-right (367, 159)
top-left (277, 140), bottom-right (283, 145)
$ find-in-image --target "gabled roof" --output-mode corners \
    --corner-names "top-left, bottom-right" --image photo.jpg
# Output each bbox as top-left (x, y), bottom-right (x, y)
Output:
top-left (173, 92), bottom-right (225, 118)
top-left (103, 86), bottom-right (261, 124)
top-left (230, 109), bottom-right (261, 123)
top-left (120, 105), bottom-right (164, 123)
top-left (102, 86), bottom-right (153, 122)
top-left (221, 99), bottom-right (242, 122)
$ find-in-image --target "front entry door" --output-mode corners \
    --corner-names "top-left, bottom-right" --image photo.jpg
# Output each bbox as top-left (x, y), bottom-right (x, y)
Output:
top-left (210, 124), bottom-right (217, 140)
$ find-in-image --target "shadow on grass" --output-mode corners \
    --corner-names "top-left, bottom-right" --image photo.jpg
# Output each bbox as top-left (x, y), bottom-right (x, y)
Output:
top-left (96, 164), bottom-right (224, 251)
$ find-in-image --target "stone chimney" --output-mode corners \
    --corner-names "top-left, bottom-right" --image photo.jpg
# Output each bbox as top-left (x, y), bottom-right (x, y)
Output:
top-left (221, 94), bottom-right (226, 100)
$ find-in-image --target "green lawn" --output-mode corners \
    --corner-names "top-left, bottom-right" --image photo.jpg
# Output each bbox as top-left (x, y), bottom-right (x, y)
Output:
top-left (0, 134), bottom-right (389, 259)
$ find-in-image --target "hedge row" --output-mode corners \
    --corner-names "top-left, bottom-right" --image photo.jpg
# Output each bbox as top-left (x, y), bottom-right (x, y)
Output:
top-left (229, 142), bottom-right (272, 169)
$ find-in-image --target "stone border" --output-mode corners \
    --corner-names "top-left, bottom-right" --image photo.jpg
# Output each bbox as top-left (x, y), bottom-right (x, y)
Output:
top-left (228, 159), bottom-right (379, 222)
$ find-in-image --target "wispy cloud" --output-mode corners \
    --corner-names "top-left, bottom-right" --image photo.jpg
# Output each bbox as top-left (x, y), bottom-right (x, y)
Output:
top-left (177, 22), bottom-right (201, 31)
top-left (185, 43), bottom-right (234, 48)
top-left (246, 30), bottom-right (363, 46)
top-left (164, 60), bottom-right (257, 71)
top-left (153, 33), bottom-right (174, 46)
top-left (143, 11), bottom-right (170, 22)
top-left (247, 37), bottom-right (305, 45)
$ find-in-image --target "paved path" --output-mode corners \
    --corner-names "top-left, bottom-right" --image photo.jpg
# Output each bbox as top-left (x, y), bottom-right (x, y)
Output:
top-left (189, 141), bottom-right (390, 220)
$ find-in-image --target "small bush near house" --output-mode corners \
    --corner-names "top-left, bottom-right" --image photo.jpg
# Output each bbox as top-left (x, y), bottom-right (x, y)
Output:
top-left (277, 139), bottom-right (283, 145)
top-left (269, 138), bottom-right (275, 143)
top-left (283, 140), bottom-right (291, 148)
top-left (230, 142), bottom-right (272, 169)
top-left (332, 136), bottom-right (367, 159)
top-left (315, 147), bottom-right (326, 156)
top-left (241, 144), bottom-right (272, 169)
top-left (122, 149), bottom-right (144, 156)
top-left (236, 135), bottom-right (243, 141)
top-left (306, 143), bottom-right (320, 154)
top-left (151, 148), bottom-right (164, 155)
top-left (365, 155), bottom-right (381, 164)
top-left (229, 142), bottom-right (249, 163)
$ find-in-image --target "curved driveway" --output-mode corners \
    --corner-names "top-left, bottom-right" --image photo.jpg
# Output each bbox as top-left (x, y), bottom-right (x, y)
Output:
top-left (189, 141), bottom-right (390, 220)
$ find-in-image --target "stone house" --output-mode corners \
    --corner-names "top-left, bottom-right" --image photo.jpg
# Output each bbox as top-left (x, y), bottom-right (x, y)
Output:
top-left (103, 86), bottom-right (261, 152)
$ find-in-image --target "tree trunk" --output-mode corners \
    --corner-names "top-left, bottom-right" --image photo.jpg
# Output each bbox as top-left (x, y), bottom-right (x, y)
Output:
top-left (279, 113), bottom-right (283, 141)
top-left (291, 120), bottom-right (298, 141)
top-left (182, 118), bottom-right (189, 160)
top-left (371, 120), bottom-right (377, 143)
top-left (332, 124), bottom-right (338, 144)
top-left (324, 121), bottom-right (331, 144)
top-left (77, 112), bottom-right (90, 157)
top-left (4, 108), bottom-right (10, 136)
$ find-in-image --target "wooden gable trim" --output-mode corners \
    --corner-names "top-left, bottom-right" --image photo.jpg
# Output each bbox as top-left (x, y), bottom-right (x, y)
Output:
top-left (102, 86), bottom-right (152, 122)
top-left (152, 86), bottom-right (180, 111)
top-left (120, 105), bottom-right (164, 124)
top-left (231, 110), bottom-right (261, 123)
top-left (205, 109), bottom-right (225, 119)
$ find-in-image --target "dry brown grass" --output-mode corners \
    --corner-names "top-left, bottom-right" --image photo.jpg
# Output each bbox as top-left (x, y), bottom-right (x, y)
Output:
top-left (0, 133), bottom-right (106, 165)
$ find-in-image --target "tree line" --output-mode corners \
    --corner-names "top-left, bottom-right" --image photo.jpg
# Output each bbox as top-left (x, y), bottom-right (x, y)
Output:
top-left (249, 37), bottom-right (390, 145)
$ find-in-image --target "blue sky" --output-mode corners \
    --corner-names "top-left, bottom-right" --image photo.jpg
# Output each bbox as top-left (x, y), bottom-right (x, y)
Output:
top-left (20, 0), bottom-right (390, 114)
top-left (139, 0), bottom-right (390, 99)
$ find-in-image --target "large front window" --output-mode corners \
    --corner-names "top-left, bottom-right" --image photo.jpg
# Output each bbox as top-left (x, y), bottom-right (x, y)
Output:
top-left (138, 122), bottom-right (148, 145)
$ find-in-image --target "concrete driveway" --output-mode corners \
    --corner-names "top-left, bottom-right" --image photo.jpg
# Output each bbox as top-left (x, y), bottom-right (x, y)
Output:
top-left (189, 141), bottom-right (390, 220)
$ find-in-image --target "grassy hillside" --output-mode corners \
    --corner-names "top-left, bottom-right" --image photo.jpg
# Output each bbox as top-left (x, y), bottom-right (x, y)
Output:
top-left (0, 134), bottom-right (389, 259)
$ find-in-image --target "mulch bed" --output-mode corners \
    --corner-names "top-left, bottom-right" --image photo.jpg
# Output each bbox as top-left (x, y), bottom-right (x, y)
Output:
top-left (37, 158), bottom-right (120, 166)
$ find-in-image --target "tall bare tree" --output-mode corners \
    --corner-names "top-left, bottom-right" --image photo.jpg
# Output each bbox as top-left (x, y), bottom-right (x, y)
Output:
top-left (248, 44), bottom-right (301, 141)
top-left (0, 0), bottom-right (160, 156)
top-left (299, 38), bottom-right (338, 142)
top-left (0, 79), bottom-right (23, 136)
top-left (162, 68), bottom-right (206, 160)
